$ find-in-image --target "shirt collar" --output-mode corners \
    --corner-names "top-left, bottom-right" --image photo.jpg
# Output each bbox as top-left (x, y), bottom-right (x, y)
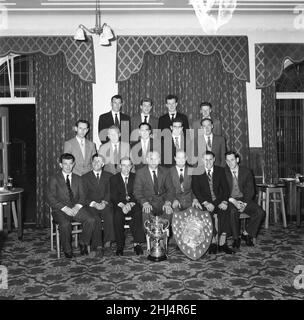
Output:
top-left (230, 166), bottom-right (239, 175)
top-left (205, 167), bottom-right (214, 174)
top-left (149, 167), bottom-right (158, 176)
top-left (93, 170), bottom-right (102, 177)
top-left (176, 166), bottom-right (185, 173)
top-left (204, 133), bottom-right (213, 140)
top-left (169, 112), bottom-right (177, 117)
top-left (76, 136), bottom-right (85, 144)
top-left (112, 110), bottom-right (120, 118)
top-left (62, 172), bottom-right (72, 180)
top-left (141, 113), bottom-right (149, 120)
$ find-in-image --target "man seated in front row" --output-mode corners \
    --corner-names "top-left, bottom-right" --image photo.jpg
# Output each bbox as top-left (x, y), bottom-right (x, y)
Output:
top-left (110, 157), bottom-right (145, 256)
top-left (169, 149), bottom-right (202, 211)
top-left (192, 151), bottom-right (234, 254)
top-left (47, 153), bottom-right (102, 258)
top-left (134, 150), bottom-right (175, 223)
top-left (81, 154), bottom-right (115, 256)
top-left (225, 151), bottom-right (265, 249)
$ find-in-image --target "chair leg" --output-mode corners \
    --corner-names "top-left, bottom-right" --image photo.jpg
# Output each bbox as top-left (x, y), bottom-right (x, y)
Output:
top-left (280, 189), bottom-right (287, 228)
top-left (12, 201), bottom-right (18, 228)
top-left (265, 189), bottom-right (270, 229)
top-left (273, 192), bottom-right (278, 223)
top-left (146, 234), bottom-right (150, 253)
top-left (56, 225), bottom-right (60, 258)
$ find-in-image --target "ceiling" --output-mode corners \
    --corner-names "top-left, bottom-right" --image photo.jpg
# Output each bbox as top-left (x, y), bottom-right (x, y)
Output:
top-left (0, 0), bottom-right (303, 12)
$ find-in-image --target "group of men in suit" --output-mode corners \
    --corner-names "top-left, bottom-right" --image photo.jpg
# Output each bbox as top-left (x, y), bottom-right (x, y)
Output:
top-left (47, 94), bottom-right (265, 259)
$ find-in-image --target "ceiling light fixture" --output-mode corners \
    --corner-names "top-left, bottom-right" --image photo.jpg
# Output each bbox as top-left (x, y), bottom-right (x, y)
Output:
top-left (74, 0), bottom-right (115, 46)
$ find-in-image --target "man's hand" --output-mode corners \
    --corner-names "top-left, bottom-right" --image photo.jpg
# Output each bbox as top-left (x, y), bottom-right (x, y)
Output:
top-left (172, 200), bottom-right (180, 209)
top-left (95, 202), bottom-right (106, 210)
top-left (192, 199), bottom-right (202, 210)
top-left (62, 207), bottom-right (75, 216)
top-left (143, 202), bottom-right (153, 214)
top-left (218, 201), bottom-right (228, 211)
top-left (204, 202), bottom-right (215, 212)
top-left (162, 202), bottom-right (173, 215)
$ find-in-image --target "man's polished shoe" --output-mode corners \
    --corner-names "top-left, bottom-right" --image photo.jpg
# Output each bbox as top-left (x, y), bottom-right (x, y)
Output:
top-left (232, 238), bottom-right (241, 249)
top-left (79, 244), bottom-right (89, 255)
top-left (241, 234), bottom-right (254, 247)
top-left (64, 252), bottom-right (74, 259)
top-left (134, 244), bottom-right (143, 255)
top-left (218, 243), bottom-right (235, 254)
top-left (208, 243), bottom-right (218, 254)
top-left (116, 247), bottom-right (124, 256)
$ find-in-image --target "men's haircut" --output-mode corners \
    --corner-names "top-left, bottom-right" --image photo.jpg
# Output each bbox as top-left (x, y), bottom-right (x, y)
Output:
top-left (140, 98), bottom-right (153, 105)
top-left (172, 117), bottom-right (183, 126)
top-left (205, 150), bottom-right (215, 158)
top-left (60, 153), bottom-right (75, 163)
top-left (225, 151), bottom-right (240, 159)
top-left (92, 153), bottom-right (105, 162)
top-left (75, 119), bottom-right (90, 129)
top-left (139, 122), bottom-right (152, 131)
top-left (165, 94), bottom-right (178, 103)
top-left (120, 156), bottom-right (133, 165)
top-left (200, 101), bottom-right (212, 109)
top-left (175, 149), bottom-right (186, 157)
top-left (111, 94), bottom-right (123, 103)
top-left (108, 125), bottom-right (120, 133)
top-left (147, 150), bottom-right (160, 158)
top-left (200, 117), bottom-right (214, 126)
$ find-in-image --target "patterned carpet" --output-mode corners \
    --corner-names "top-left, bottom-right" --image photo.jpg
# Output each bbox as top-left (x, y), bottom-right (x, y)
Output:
top-left (0, 223), bottom-right (304, 300)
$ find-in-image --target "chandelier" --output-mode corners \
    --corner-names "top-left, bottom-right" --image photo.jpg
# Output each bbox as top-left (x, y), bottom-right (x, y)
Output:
top-left (74, 0), bottom-right (115, 46)
top-left (190, 0), bottom-right (237, 34)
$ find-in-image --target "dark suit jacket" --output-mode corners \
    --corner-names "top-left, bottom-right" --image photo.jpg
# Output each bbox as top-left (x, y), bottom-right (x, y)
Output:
top-left (81, 170), bottom-right (113, 205)
top-left (47, 172), bottom-right (85, 210)
top-left (130, 114), bottom-right (158, 141)
top-left (98, 111), bottom-right (131, 144)
top-left (110, 172), bottom-right (137, 207)
top-left (134, 165), bottom-right (175, 208)
top-left (169, 166), bottom-right (194, 208)
top-left (194, 133), bottom-right (226, 167)
top-left (192, 166), bottom-right (229, 206)
top-left (131, 138), bottom-right (159, 171)
top-left (224, 166), bottom-right (256, 203)
top-left (158, 112), bottom-right (189, 133)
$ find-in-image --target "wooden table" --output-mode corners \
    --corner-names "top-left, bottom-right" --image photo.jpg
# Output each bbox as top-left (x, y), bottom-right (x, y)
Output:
top-left (0, 187), bottom-right (24, 240)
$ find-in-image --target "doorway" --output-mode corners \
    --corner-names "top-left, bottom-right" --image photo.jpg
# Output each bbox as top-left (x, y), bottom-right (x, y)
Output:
top-left (6, 104), bottom-right (36, 224)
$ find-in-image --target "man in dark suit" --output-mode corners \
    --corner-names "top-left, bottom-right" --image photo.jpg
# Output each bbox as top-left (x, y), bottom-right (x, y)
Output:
top-left (192, 151), bottom-right (234, 254)
top-left (192, 102), bottom-right (222, 135)
top-left (169, 150), bottom-right (202, 211)
top-left (158, 94), bottom-right (189, 134)
top-left (195, 118), bottom-right (226, 167)
top-left (64, 120), bottom-right (96, 176)
top-left (161, 117), bottom-right (193, 168)
top-left (131, 122), bottom-right (160, 171)
top-left (98, 126), bottom-right (130, 175)
top-left (134, 150), bottom-right (175, 223)
top-left (225, 151), bottom-right (265, 249)
top-left (98, 94), bottom-right (131, 144)
top-left (130, 98), bottom-right (158, 142)
top-left (47, 153), bottom-right (101, 258)
top-left (110, 157), bottom-right (145, 256)
top-left (82, 154), bottom-right (115, 256)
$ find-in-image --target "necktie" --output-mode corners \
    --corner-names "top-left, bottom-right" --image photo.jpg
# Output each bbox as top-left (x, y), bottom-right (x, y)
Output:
top-left (144, 115), bottom-right (148, 123)
top-left (233, 171), bottom-right (238, 181)
top-left (207, 136), bottom-right (212, 150)
top-left (80, 139), bottom-right (85, 158)
top-left (207, 170), bottom-right (212, 181)
top-left (114, 113), bottom-right (119, 127)
top-left (124, 177), bottom-right (129, 198)
top-left (152, 170), bottom-right (158, 195)
top-left (66, 175), bottom-right (74, 203)
top-left (179, 169), bottom-right (184, 184)
top-left (170, 114), bottom-right (175, 122)
top-left (96, 173), bottom-right (100, 183)
top-left (114, 144), bottom-right (118, 167)
top-left (174, 137), bottom-right (179, 149)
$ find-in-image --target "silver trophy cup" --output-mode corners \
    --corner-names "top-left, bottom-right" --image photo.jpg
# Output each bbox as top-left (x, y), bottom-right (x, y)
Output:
top-left (144, 215), bottom-right (170, 262)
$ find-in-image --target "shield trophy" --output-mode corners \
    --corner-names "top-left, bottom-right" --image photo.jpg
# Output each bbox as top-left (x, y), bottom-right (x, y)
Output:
top-left (172, 207), bottom-right (213, 260)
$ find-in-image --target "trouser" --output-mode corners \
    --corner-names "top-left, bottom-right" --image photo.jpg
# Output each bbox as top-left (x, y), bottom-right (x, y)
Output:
top-left (229, 200), bottom-right (265, 239)
top-left (113, 203), bottom-right (145, 249)
top-left (52, 207), bottom-right (99, 254)
top-left (87, 206), bottom-right (115, 247)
